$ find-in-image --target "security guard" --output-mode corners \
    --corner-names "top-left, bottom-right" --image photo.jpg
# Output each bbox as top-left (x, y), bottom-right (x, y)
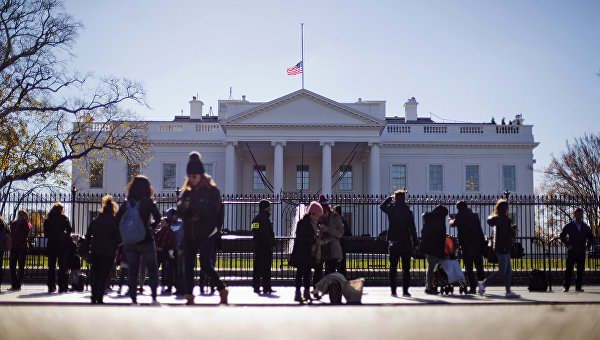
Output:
top-left (251, 199), bottom-right (275, 294)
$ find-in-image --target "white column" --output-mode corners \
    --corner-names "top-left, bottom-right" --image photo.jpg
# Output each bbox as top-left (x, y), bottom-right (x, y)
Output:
top-left (320, 141), bottom-right (334, 197)
top-left (272, 141), bottom-right (286, 196)
top-left (224, 141), bottom-right (237, 195)
top-left (369, 142), bottom-right (381, 195)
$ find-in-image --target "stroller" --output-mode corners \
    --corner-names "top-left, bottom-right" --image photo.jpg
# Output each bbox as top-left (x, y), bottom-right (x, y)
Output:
top-left (432, 236), bottom-right (467, 295)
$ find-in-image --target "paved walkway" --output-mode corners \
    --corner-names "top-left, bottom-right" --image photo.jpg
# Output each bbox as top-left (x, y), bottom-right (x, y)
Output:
top-left (1, 284), bottom-right (599, 306)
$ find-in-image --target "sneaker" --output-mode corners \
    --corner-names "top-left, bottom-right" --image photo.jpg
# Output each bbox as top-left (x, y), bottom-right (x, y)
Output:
top-left (185, 294), bottom-right (195, 305)
top-left (563, 288), bottom-right (569, 293)
top-left (151, 300), bottom-right (162, 306)
top-left (477, 281), bottom-right (485, 296)
top-left (505, 291), bottom-right (520, 298)
top-left (219, 288), bottom-right (229, 305)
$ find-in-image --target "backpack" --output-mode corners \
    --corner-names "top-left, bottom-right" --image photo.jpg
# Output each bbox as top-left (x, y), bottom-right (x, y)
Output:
top-left (528, 269), bottom-right (548, 292)
top-left (119, 201), bottom-right (147, 245)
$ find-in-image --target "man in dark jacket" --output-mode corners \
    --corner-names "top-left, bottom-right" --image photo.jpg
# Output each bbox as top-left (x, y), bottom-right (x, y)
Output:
top-left (380, 190), bottom-right (417, 297)
top-left (251, 199), bottom-right (275, 294)
top-left (450, 201), bottom-right (486, 294)
top-left (44, 203), bottom-right (73, 293)
top-left (560, 208), bottom-right (594, 292)
top-left (421, 204), bottom-right (448, 294)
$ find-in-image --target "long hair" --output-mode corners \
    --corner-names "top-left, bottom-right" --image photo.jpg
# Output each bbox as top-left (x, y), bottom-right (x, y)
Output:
top-left (126, 175), bottom-right (155, 201)
top-left (17, 209), bottom-right (29, 221)
top-left (100, 195), bottom-right (118, 215)
top-left (182, 173), bottom-right (216, 191)
top-left (492, 199), bottom-right (509, 217)
top-left (46, 202), bottom-right (65, 219)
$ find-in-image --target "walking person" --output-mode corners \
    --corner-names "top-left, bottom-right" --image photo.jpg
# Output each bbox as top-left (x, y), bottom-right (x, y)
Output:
top-left (560, 207), bottom-right (593, 292)
top-left (154, 217), bottom-right (176, 294)
top-left (251, 199), bottom-right (275, 294)
top-left (177, 151), bottom-right (228, 305)
top-left (9, 210), bottom-right (31, 291)
top-left (115, 175), bottom-right (162, 306)
top-left (449, 201), bottom-right (486, 294)
top-left (43, 202), bottom-right (72, 293)
top-left (421, 205), bottom-right (449, 295)
top-left (478, 199), bottom-right (520, 298)
top-left (0, 215), bottom-right (9, 293)
top-left (379, 190), bottom-right (417, 297)
top-left (289, 201), bottom-right (323, 302)
top-left (86, 195), bottom-right (120, 304)
top-left (334, 205), bottom-right (352, 277)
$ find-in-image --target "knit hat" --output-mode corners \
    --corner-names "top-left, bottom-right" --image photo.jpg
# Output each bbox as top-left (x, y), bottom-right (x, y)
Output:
top-left (259, 199), bottom-right (271, 211)
top-left (307, 201), bottom-right (323, 218)
top-left (186, 151), bottom-right (205, 175)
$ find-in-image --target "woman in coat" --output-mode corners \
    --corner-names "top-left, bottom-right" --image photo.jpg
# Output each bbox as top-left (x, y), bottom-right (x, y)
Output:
top-left (115, 175), bottom-right (162, 306)
top-left (289, 201), bottom-right (323, 302)
top-left (478, 199), bottom-right (519, 298)
top-left (420, 204), bottom-right (448, 294)
top-left (86, 195), bottom-right (120, 304)
top-left (9, 210), bottom-right (31, 291)
top-left (43, 202), bottom-right (73, 293)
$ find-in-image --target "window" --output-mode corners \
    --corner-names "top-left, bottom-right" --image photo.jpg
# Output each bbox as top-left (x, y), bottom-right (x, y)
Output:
top-left (89, 163), bottom-right (103, 189)
top-left (162, 163), bottom-right (177, 189)
top-left (253, 165), bottom-right (266, 190)
top-left (339, 165), bottom-right (352, 191)
top-left (465, 165), bottom-right (479, 191)
top-left (126, 163), bottom-right (140, 184)
top-left (391, 165), bottom-right (407, 191)
top-left (502, 165), bottom-right (516, 191)
top-left (429, 165), bottom-right (443, 191)
top-left (296, 165), bottom-right (309, 190)
top-left (204, 163), bottom-right (214, 177)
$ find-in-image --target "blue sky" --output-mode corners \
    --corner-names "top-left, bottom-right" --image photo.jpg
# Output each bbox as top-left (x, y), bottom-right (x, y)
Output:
top-left (64, 0), bottom-right (600, 188)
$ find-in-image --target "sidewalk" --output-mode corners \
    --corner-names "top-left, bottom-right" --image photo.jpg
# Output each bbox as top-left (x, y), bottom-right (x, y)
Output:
top-left (1, 284), bottom-right (599, 306)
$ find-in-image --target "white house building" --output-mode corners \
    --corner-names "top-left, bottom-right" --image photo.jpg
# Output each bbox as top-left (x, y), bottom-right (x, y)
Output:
top-left (73, 89), bottom-right (538, 198)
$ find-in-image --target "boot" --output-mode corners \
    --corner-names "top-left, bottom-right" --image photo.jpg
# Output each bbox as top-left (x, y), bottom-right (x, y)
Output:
top-left (294, 289), bottom-right (302, 302)
top-left (184, 294), bottom-right (194, 305)
top-left (219, 288), bottom-right (229, 305)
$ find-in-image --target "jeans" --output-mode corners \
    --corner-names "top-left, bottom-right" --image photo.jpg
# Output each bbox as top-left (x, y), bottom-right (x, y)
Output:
top-left (47, 252), bottom-right (69, 291)
top-left (564, 249), bottom-right (586, 290)
top-left (389, 243), bottom-right (411, 294)
top-left (9, 248), bottom-right (27, 288)
top-left (90, 254), bottom-right (114, 303)
top-left (485, 252), bottom-right (512, 292)
top-left (124, 241), bottom-right (159, 302)
top-left (183, 238), bottom-right (225, 295)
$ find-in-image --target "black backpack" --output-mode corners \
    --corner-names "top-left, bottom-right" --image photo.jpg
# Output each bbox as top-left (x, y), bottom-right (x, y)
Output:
top-left (528, 269), bottom-right (548, 292)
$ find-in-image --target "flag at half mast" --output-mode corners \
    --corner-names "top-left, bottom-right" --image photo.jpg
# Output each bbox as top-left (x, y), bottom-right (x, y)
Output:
top-left (287, 61), bottom-right (303, 75)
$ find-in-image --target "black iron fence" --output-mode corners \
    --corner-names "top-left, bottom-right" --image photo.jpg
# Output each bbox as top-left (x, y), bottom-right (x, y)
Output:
top-left (1, 193), bottom-right (599, 285)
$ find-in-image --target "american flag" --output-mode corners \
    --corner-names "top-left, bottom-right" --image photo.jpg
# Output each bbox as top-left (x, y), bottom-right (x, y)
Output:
top-left (287, 61), bottom-right (303, 75)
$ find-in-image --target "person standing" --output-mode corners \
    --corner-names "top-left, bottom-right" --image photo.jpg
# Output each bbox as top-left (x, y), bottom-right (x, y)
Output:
top-left (0, 215), bottom-right (9, 293)
top-left (166, 208), bottom-right (183, 295)
top-left (379, 190), bottom-right (417, 297)
top-left (421, 204), bottom-right (448, 294)
top-left (478, 199), bottom-right (519, 298)
top-left (317, 205), bottom-right (344, 276)
top-left (43, 202), bottom-right (73, 293)
top-left (9, 210), bottom-right (31, 291)
top-left (449, 201), bottom-right (486, 294)
top-left (289, 201), bottom-right (323, 302)
top-left (177, 151), bottom-right (228, 305)
top-left (86, 195), bottom-right (120, 304)
top-left (251, 199), bottom-right (275, 294)
top-left (115, 175), bottom-right (162, 306)
top-left (334, 205), bottom-right (352, 278)
top-left (154, 217), bottom-right (176, 294)
top-left (560, 207), bottom-right (594, 292)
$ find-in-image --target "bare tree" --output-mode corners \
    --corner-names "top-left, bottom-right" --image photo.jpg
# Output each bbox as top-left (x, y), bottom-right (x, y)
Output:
top-left (0, 0), bottom-right (151, 195)
top-left (541, 133), bottom-right (600, 236)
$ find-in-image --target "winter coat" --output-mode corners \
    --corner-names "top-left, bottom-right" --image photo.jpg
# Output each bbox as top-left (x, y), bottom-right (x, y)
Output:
top-left (43, 212), bottom-right (72, 255)
top-left (115, 198), bottom-right (161, 245)
top-left (252, 210), bottom-right (274, 250)
top-left (560, 221), bottom-right (593, 253)
top-left (420, 205), bottom-right (448, 258)
top-left (9, 219), bottom-right (31, 250)
top-left (154, 224), bottom-right (176, 251)
top-left (289, 214), bottom-right (317, 270)
top-left (488, 215), bottom-right (514, 254)
top-left (166, 208), bottom-right (184, 251)
top-left (379, 196), bottom-right (417, 252)
top-left (86, 212), bottom-right (120, 258)
top-left (318, 212), bottom-right (345, 261)
top-left (452, 208), bottom-right (486, 254)
top-left (177, 185), bottom-right (224, 240)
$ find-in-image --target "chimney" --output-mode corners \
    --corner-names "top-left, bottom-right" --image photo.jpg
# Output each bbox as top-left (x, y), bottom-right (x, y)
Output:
top-left (190, 96), bottom-right (204, 119)
top-left (404, 97), bottom-right (418, 122)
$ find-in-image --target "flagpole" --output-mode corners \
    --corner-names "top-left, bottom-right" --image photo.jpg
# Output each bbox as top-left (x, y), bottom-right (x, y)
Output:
top-left (301, 23), bottom-right (304, 89)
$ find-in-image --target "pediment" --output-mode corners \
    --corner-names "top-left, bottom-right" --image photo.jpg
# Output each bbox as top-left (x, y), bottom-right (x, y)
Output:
top-left (220, 89), bottom-right (385, 128)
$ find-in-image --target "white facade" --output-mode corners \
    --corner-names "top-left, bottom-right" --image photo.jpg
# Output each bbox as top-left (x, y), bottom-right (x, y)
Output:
top-left (72, 89), bottom-right (538, 197)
